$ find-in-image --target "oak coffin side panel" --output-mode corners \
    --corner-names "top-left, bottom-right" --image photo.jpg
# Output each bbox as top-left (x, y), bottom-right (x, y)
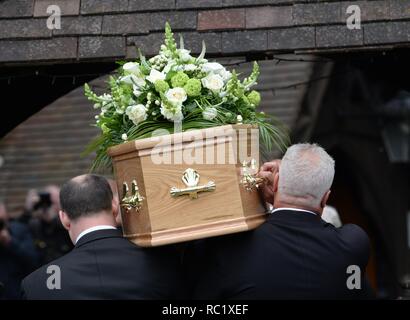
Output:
top-left (109, 125), bottom-right (267, 246)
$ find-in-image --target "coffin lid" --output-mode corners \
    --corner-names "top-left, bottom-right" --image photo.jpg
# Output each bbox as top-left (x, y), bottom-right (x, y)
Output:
top-left (107, 124), bottom-right (257, 157)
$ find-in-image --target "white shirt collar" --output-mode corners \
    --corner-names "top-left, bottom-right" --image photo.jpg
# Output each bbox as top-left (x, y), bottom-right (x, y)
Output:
top-left (75, 225), bottom-right (117, 244)
top-left (270, 207), bottom-right (318, 216)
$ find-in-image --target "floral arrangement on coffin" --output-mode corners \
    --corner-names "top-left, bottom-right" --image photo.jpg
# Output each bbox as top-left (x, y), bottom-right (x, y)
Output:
top-left (84, 23), bottom-right (289, 170)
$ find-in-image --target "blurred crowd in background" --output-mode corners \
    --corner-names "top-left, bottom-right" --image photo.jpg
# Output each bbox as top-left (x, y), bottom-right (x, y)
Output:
top-left (0, 185), bottom-right (72, 299)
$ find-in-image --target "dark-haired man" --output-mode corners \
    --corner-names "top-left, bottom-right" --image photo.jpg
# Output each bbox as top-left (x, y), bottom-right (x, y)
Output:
top-left (21, 174), bottom-right (184, 299)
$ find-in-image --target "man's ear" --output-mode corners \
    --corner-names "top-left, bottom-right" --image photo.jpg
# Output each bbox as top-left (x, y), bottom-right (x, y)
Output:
top-left (320, 190), bottom-right (331, 209)
top-left (112, 198), bottom-right (119, 220)
top-left (59, 210), bottom-right (70, 231)
top-left (273, 172), bottom-right (279, 193)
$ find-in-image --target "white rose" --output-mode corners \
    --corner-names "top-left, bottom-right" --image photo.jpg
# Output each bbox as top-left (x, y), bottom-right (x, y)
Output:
top-left (165, 87), bottom-right (187, 106)
top-left (123, 62), bottom-right (142, 76)
top-left (179, 49), bottom-right (192, 62)
top-left (126, 104), bottom-right (147, 125)
top-left (202, 107), bottom-right (218, 121)
top-left (218, 69), bottom-right (232, 82)
top-left (146, 69), bottom-right (166, 83)
top-left (201, 62), bottom-right (224, 74)
top-left (201, 73), bottom-right (224, 92)
top-left (160, 102), bottom-right (184, 122)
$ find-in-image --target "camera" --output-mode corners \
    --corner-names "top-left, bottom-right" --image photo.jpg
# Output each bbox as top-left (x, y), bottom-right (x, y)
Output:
top-left (33, 192), bottom-right (52, 211)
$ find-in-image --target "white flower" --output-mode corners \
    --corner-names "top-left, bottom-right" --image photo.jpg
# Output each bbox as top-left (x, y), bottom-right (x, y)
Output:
top-left (126, 104), bottom-right (147, 125)
top-left (120, 74), bottom-right (145, 87)
top-left (160, 102), bottom-right (184, 122)
top-left (165, 87), bottom-right (187, 106)
top-left (201, 62), bottom-right (224, 74)
top-left (163, 61), bottom-right (176, 74)
top-left (146, 69), bottom-right (166, 83)
top-left (219, 91), bottom-right (227, 98)
top-left (184, 64), bottom-right (197, 72)
top-left (201, 73), bottom-right (224, 92)
top-left (202, 107), bottom-right (218, 121)
top-left (178, 49), bottom-right (192, 62)
top-left (116, 107), bottom-right (125, 115)
top-left (132, 84), bottom-right (142, 97)
top-left (218, 69), bottom-right (232, 82)
top-left (123, 62), bottom-right (142, 76)
top-left (148, 55), bottom-right (160, 64)
top-left (174, 65), bottom-right (185, 71)
top-left (121, 133), bottom-right (128, 141)
top-left (201, 62), bottom-right (231, 82)
top-left (100, 93), bottom-right (112, 101)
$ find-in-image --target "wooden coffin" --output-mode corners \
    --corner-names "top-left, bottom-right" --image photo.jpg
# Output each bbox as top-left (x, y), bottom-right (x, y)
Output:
top-left (107, 124), bottom-right (267, 247)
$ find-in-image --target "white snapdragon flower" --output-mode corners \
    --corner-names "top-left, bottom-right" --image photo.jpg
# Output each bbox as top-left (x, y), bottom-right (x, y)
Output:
top-left (165, 87), bottom-right (187, 106)
top-left (126, 104), bottom-right (147, 125)
top-left (160, 102), bottom-right (184, 122)
top-left (201, 73), bottom-right (224, 92)
top-left (146, 69), bottom-right (166, 83)
top-left (178, 49), bottom-right (192, 62)
top-left (202, 107), bottom-right (218, 121)
top-left (100, 93), bottom-right (112, 101)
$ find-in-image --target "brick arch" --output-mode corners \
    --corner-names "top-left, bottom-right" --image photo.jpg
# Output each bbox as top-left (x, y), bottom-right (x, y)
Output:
top-left (0, 0), bottom-right (409, 65)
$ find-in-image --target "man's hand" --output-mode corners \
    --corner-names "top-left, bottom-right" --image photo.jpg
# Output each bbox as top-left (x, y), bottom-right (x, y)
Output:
top-left (0, 228), bottom-right (11, 247)
top-left (258, 160), bottom-right (281, 206)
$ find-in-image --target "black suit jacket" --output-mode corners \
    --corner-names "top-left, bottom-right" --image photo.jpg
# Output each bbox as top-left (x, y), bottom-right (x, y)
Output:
top-left (185, 209), bottom-right (373, 299)
top-left (22, 229), bottom-right (184, 299)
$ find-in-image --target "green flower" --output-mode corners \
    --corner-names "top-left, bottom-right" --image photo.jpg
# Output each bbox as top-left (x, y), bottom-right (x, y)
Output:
top-left (154, 79), bottom-right (169, 93)
top-left (171, 72), bottom-right (189, 88)
top-left (184, 78), bottom-right (202, 97)
top-left (247, 90), bottom-right (261, 106)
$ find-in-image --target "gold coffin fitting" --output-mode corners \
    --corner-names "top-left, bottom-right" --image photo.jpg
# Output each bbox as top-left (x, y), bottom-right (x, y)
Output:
top-left (121, 180), bottom-right (144, 213)
top-left (240, 159), bottom-right (265, 191)
top-left (170, 168), bottom-right (216, 199)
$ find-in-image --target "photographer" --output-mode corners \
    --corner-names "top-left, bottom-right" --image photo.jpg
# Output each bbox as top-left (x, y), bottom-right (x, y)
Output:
top-left (23, 186), bottom-right (72, 264)
top-left (0, 201), bottom-right (39, 300)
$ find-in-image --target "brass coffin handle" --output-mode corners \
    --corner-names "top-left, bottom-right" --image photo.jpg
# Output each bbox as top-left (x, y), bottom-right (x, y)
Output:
top-left (121, 180), bottom-right (144, 213)
top-left (170, 168), bottom-right (216, 199)
top-left (240, 159), bottom-right (265, 192)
